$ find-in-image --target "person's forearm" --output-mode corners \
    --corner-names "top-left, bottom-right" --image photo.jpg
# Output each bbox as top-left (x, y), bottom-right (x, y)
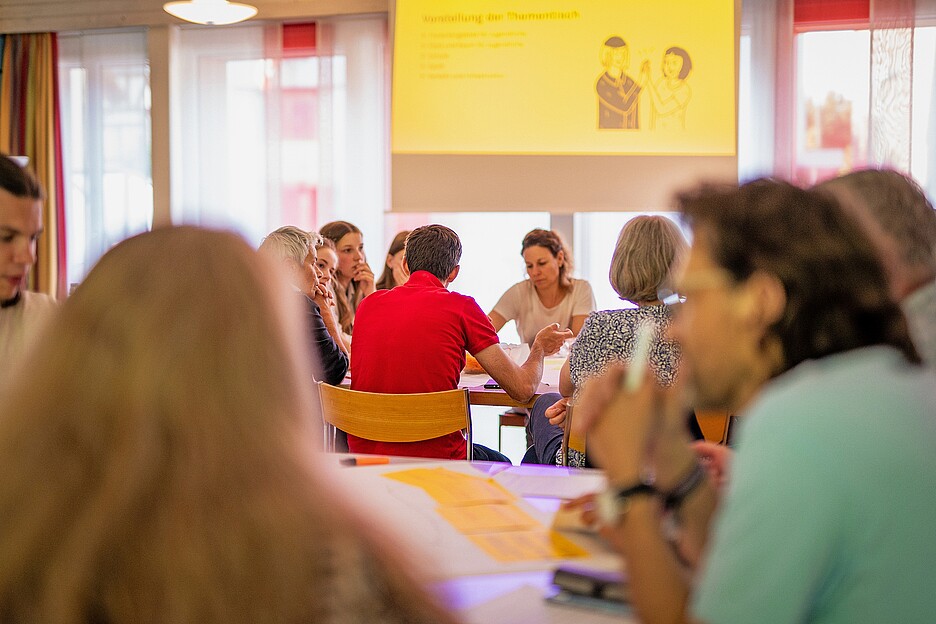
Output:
top-left (503, 362), bottom-right (541, 403)
top-left (649, 435), bottom-right (718, 570)
top-left (319, 304), bottom-right (349, 355)
top-left (503, 344), bottom-right (545, 403)
top-left (559, 357), bottom-right (574, 397)
top-left (672, 477), bottom-right (718, 570)
top-left (605, 498), bottom-right (693, 624)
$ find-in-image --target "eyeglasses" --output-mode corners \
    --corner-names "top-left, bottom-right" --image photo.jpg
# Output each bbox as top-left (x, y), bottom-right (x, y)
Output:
top-left (659, 268), bottom-right (738, 309)
top-left (674, 268), bottom-right (736, 297)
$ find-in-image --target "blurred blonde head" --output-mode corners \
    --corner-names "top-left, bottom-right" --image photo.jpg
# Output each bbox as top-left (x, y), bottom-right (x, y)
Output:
top-left (609, 215), bottom-right (688, 303)
top-left (259, 225), bottom-right (320, 266)
top-left (0, 226), bottom-right (453, 624)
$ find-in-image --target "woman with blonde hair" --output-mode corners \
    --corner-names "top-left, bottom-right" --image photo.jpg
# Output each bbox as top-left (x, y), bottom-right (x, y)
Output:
top-left (320, 220), bottom-right (375, 335)
top-left (259, 225), bottom-right (349, 384)
top-left (489, 228), bottom-right (596, 344)
top-left (526, 215), bottom-right (689, 466)
top-left (0, 226), bottom-right (456, 624)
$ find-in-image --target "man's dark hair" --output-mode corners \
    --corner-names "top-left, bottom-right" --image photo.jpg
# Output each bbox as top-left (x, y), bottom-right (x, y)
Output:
top-left (0, 154), bottom-right (43, 200)
top-left (404, 225), bottom-right (462, 282)
top-left (678, 178), bottom-right (919, 373)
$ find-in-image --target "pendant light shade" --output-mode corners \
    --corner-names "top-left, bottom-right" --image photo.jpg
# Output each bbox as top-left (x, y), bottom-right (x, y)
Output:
top-left (163, 0), bottom-right (258, 25)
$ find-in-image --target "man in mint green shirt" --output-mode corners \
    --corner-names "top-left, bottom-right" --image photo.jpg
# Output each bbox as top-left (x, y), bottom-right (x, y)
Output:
top-left (573, 180), bottom-right (935, 624)
top-left (693, 346), bottom-right (935, 623)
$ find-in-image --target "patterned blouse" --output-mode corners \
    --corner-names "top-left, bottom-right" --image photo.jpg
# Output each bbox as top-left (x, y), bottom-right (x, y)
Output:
top-left (560, 304), bottom-right (681, 467)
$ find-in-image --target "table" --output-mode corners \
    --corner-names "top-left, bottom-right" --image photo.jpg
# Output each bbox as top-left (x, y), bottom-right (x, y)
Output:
top-left (329, 457), bottom-right (634, 623)
top-left (459, 356), bottom-right (565, 408)
top-left (341, 356), bottom-right (565, 409)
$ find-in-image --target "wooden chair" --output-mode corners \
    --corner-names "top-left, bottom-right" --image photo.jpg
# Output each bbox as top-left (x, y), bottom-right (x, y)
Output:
top-left (317, 383), bottom-right (473, 460)
top-left (559, 404), bottom-right (573, 467)
top-left (559, 403), bottom-right (586, 467)
top-left (694, 409), bottom-right (732, 444)
top-left (498, 410), bottom-right (530, 451)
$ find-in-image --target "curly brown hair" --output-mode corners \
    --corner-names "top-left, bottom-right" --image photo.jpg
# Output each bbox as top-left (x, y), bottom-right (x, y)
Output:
top-left (677, 179), bottom-right (919, 374)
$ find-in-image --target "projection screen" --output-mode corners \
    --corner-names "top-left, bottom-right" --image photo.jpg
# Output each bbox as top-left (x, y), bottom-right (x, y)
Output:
top-left (391, 0), bottom-right (738, 212)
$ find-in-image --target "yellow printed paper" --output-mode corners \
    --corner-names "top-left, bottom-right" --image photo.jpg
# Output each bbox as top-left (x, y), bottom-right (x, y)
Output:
top-left (383, 468), bottom-right (515, 505)
top-left (383, 467), bottom-right (593, 563)
top-left (437, 502), bottom-right (540, 534)
top-left (469, 529), bottom-right (589, 562)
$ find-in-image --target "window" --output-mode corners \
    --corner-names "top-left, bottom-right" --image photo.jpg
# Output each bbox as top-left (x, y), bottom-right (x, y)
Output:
top-left (58, 30), bottom-right (153, 286)
top-left (911, 26), bottom-right (936, 197)
top-left (174, 17), bottom-right (387, 248)
top-left (794, 29), bottom-right (871, 186)
top-left (789, 4), bottom-right (936, 198)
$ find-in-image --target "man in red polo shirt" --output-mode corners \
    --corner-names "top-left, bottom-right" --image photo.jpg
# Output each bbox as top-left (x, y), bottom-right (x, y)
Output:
top-left (350, 224), bottom-right (571, 460)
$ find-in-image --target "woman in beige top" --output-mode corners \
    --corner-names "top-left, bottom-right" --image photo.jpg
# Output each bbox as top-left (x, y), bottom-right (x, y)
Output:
top-left (489, 228), bottom-right (596, 344)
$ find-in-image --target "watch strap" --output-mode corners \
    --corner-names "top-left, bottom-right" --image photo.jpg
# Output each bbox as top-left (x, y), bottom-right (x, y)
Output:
top-left (596, 481), bottom-right (657, 526)
top-left (612, 482), bottom-right (657, 499)
top-left (662, 462), bottom-right (705, 510)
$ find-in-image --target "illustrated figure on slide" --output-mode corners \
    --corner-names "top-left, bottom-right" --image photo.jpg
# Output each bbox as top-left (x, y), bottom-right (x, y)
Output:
top-left (596, 36), bottom-right (642, 129)
top-left (640, 46), bottom-right (693, 130)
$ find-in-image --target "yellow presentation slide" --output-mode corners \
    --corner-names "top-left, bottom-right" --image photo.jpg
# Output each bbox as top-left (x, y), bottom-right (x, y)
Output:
top-left (392, 0), bottom-right (736, 156)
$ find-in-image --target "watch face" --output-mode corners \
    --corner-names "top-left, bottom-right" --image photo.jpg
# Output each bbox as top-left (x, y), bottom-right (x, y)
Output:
top-left (596, 489), bottom-right (629, 526)
top-left (596, 483), bottom-right (656, 526)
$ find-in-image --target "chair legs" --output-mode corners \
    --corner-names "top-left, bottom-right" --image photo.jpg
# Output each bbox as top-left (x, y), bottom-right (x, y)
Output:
top-left (498, 410), bottom-right (532, 451)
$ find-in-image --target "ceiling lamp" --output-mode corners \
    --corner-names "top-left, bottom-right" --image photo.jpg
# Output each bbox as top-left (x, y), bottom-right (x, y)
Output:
top-left (163, 0), bottom-right (258, 25)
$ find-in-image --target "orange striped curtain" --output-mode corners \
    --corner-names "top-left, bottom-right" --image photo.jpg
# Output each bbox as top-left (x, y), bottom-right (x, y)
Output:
top-left (0, 33), bottom-right (66, 298)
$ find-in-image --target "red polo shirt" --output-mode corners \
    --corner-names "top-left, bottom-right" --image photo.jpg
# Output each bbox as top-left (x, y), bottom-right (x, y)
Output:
top-left (348, 270), bottom-right (500, 459)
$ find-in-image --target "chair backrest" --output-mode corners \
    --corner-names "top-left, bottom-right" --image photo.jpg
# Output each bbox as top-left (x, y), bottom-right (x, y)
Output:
top-left (317, 383), bottom-right (473, 459)
top-left (559, 403), bottom-right (586, 468)
top-left (694, 409), bottom-right (732, 444)
top-left (560, 405), bottom-right (572, 467)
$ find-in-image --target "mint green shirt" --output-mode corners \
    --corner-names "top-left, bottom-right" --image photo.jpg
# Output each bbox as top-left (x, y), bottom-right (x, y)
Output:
top-left (693, 347), bottom-right (936, 624)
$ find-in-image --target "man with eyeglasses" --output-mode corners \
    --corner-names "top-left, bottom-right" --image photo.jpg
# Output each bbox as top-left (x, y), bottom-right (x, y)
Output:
top-left (0, 154), bottom-right (57, 391)
top-left (572, 179), bottom-right (936, 624)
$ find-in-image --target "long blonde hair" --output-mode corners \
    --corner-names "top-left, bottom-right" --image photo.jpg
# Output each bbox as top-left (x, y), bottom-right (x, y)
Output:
top-left (319, 220), bottom-right (366, 333)
top-left (0, 226), bottom-right (456, 624)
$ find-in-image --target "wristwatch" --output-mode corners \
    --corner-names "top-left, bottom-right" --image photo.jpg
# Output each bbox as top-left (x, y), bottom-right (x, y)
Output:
top-left (595, 481), bottom-right (657, 527)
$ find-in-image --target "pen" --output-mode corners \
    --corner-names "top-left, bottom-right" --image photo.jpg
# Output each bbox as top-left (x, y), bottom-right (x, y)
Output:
top-left (624, 321), bottom-right (654, 392)
top-left (340, 456), bottom-right (391, 466)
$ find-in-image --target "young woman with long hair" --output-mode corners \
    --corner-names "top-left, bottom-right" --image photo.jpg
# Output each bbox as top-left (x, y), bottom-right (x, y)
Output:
top-left (319, 221), bottom-right (375, 335)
